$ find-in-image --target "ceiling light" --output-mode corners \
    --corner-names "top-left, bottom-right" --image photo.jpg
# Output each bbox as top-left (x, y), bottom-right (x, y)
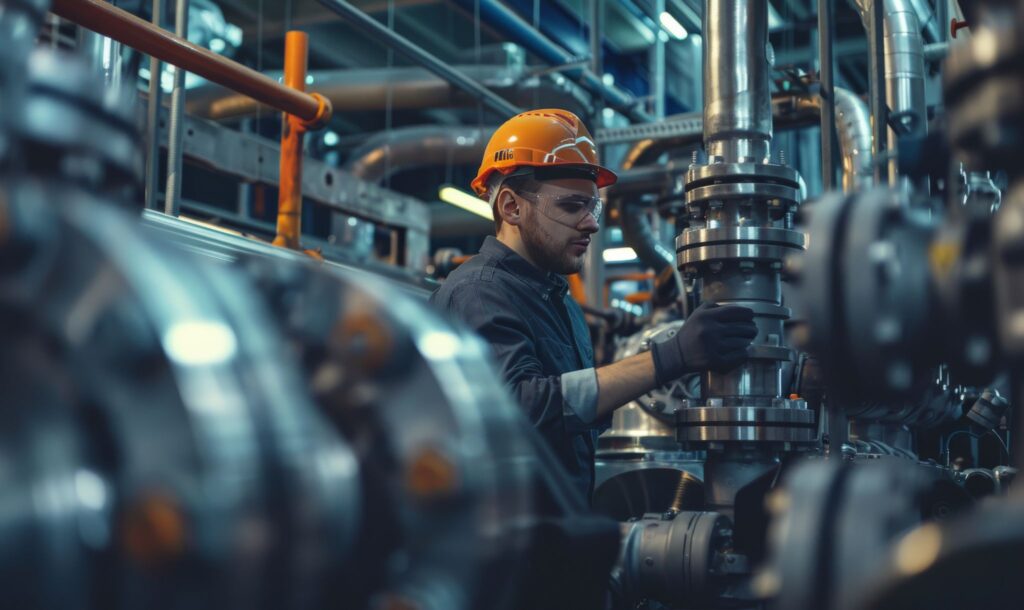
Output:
top-left (603, 247), bottom-right (639, 263)
top-left (439, 186), bottom-right (493, 220)
top-left (768, 3), bottom-right (784, 31)
top-left (659, 11), bottom-right (688, 40)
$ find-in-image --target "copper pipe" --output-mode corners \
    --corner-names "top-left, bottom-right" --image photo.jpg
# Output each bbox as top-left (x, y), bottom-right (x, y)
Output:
top-left (50, 0), bottom-right (331, 126)
top-left (273, 31), bottom-right (309, 251)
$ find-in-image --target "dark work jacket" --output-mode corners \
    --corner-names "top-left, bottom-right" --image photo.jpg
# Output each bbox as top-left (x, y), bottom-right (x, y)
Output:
top-left (429, 236), bottom-right (603, 502)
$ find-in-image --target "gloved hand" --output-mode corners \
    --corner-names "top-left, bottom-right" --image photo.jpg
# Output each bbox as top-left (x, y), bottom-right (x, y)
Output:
top-left (651, 302), bottom-right (757, 384)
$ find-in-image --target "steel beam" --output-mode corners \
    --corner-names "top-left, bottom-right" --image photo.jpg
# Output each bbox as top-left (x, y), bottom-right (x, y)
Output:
top-left (153, 109), bottom-right (431, 268)
top-left (316, 0), bottom-right (522, 118)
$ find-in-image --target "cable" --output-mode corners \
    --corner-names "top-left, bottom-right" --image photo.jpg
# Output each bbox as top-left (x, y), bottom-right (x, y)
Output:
top-left (988, 429), bottom-right (1011, 463)
top-left (943, 429), bottom-right (1010, 466)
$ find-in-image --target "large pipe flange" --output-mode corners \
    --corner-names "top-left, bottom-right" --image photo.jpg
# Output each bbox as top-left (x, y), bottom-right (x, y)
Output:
top-left (684, 162), bottom-right (802, 214)
top-left (677, 226), bottom-right (805, 268)
top-left (675, 401), bottom-right (817, 446)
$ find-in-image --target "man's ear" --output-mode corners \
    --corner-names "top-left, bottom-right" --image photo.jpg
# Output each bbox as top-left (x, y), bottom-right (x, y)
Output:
top-left (496, 188), bottom-right (523, 227)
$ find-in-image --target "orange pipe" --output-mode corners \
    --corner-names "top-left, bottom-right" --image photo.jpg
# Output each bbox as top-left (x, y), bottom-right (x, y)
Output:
top-left (273, 31), bottom-right (310, 251)
top-left (567, 273), bottom-right (587, 305)
top-left (50, 0), bottom-right (331, 127)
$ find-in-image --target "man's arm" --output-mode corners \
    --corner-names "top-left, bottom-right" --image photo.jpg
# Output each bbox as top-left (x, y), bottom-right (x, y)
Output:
top-left (591, 301), bottom-right (760, 420)
top-left (593, 351), bottom-right (658, 420)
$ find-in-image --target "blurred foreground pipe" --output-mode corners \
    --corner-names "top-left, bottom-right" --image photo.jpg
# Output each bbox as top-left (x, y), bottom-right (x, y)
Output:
top-left (50, 0), bottom-right (330, 124)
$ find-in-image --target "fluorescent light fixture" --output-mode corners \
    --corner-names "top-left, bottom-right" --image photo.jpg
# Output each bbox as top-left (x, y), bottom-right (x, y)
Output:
top-left (439, 186), bottom-right (493, 220)
top-left (603, 246), bottom-right (639, 263)
top-left (659, 11), bottom-right (688, 40)
top-left (768, 3), bottom-right (784, 31)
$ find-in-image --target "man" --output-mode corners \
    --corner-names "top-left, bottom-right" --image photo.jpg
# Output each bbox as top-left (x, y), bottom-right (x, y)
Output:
top-left (431, 109), bottom-right (757, 502)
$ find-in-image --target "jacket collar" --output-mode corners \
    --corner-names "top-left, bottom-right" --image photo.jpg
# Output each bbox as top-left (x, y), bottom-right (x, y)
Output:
top-left (479, 236), bottom-right (570, 300)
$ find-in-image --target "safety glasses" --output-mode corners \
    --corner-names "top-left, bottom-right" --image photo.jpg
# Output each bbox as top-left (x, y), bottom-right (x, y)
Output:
top-left (516, 189), bottom-right (604, 227)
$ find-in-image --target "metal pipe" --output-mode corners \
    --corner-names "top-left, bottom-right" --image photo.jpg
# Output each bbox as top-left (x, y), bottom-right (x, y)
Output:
top-left (163, 0), bottom-right (188, 217)
top-left (703, 0), bottom-right (773, 162)
top-left (833, 88), bottom-right (874, 192)
top-left (608, 165), bottom-right (675, 274)
top-left (316, 0), bottom-right (522, 118)
top-left (652, 0), bottom-right (667, 119)
top-left (273, 31), bottom-right (310, 251)
top-left (185, 65), bottom-right (593, 120)
top-left (144, 0), bottom-right (163, 211)
top-left (819, 0), bottom-right (837, 190)
top-left (49, 0), bottom-right (328, 123)
top-left (452, 0), bottom-right (653, 123)
top-left (0, 0), bottom-right (50, 161)
top-left (622, 90), bottom-right (871, 191)
top-left (869, 0), bottom-right (888, 184)
top-left (852, 0), bottom-right (928, 183)
top-left (589, 0), bottom-right (603, 76)
top-left (343, 125), bottom-right (494, 183)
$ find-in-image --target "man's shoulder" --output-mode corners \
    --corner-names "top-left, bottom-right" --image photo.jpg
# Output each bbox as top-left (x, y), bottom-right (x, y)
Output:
top-left (430, 254), bottom-right (515, 308)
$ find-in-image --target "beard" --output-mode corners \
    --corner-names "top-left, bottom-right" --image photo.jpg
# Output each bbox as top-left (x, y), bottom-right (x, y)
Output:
top-left (520, 213), bottom-right (586, 275)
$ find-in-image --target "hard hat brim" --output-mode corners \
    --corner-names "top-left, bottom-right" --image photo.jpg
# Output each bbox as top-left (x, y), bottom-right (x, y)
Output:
top-left (471, 162), bottom-right (618, 197)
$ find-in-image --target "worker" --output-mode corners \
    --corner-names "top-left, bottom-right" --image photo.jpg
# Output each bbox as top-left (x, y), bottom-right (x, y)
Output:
top-left (430, 109), bottom-right (757, 502)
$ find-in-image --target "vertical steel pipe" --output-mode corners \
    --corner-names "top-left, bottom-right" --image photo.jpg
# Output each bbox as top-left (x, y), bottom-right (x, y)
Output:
top-left (675, 0), bottom-right (816, 518)
top-left (652, 0), bottom-right (667, 119)
top-left (144, 0), bottom-right (163, 211)
top-left (818, 0), bottom-right (837, 190)
top-left (868, 0), bottom-right (888, 185)
top-left (163, 0), bottom-right (188, 216)
top-left (273, 31), bottom-right (310, 251)
top-left (702, 0), bottom-right (773, 162)
top-left (834, 88), bottom-right (874, 192)
top-left (854, 0), bottom-right (927, 184)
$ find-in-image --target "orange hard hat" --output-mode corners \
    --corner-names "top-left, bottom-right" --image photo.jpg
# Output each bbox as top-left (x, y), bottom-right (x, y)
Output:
top-left (470, 108), bottom-right (618, 197)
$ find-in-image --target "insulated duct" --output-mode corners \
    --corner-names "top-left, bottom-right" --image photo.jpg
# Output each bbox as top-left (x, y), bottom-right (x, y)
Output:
top-left (852, 0), bottom-right (928, 182)
top-left (789, 88), bottom-right (874, 192)
top-left (344, 125), bottom-right (493, 183)
top-left (186, 65), bottom-right (592, 120)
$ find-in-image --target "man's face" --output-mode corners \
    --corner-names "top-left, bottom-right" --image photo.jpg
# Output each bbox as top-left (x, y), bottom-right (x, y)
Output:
top-left (514, 178), bottom-right (600, 275)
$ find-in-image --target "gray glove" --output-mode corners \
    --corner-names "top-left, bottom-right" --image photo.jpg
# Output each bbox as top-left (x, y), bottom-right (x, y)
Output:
top-left (651, 302), bottom-right (757, 385)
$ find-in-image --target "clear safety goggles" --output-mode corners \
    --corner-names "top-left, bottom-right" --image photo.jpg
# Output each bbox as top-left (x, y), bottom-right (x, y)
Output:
top-left (515, 188), bottom-right (604, 227)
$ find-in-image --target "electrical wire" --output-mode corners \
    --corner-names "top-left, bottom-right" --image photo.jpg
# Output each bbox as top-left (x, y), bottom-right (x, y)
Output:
top-left (989, 429), bottom-right (1011, 463)
top-left (943, 429), bottom-right (1010, 466)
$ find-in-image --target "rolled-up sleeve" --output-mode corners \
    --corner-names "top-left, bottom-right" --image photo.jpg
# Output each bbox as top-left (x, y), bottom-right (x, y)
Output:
top-left (444, 285), bottom-right (596, 434)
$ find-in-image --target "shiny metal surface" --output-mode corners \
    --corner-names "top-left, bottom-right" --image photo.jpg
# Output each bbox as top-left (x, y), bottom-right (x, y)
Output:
top-left (617, 510), bottom-right (733, 605)
top-left (852, 0), bottom-right (927, 182)
top-left (344, 125), bottom-right (493, 183)
top-left (0, 181), bottom-right (362, 609)
top-left (21, 49), bottom-right (142, 194)
top-left (186, 65), bottom-right (593, 120)
top-left (834, 87), bottom-right (874, 192)
top-left (703, 0), bottom-right (773, 162)
top-left (675, 404), bottom-right (816, 444)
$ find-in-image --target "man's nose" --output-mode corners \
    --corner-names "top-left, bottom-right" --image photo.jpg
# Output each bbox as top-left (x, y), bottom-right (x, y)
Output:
top-left (578, 212), bottom-right (599, 233)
